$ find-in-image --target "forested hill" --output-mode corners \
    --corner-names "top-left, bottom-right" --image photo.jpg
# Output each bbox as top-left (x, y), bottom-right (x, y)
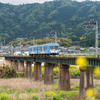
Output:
top-left (0, 0), bottom-right (100, 46)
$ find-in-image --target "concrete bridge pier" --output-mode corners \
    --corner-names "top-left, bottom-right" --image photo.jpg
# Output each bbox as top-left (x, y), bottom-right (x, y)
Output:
top-left (5, 60), bottom-right (8, 65)
top-left (25, 61), bottom-right (32, 78)
top-left (18, 61), bottom-right (25, 72)
top-left (79, 67), bottom-right (94, 100)
top-left (5, 60), bottom-right (18, 71)
top-left (59, 64), bottom-right (70, 91)
top-left (44, 63), bottom-right (54, 85)
top-left (34, 62), bottom-right (42, 81)
top-left (11, 60), bottom-right (18, 71)
top-left (5, 60), bottom-right (12, 66)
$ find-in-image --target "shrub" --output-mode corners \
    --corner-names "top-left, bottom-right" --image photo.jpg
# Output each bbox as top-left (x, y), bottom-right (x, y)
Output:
top-left (18, 73), bottom-right (25, 77)
top-left (0, 64), bottom-right (16, 78)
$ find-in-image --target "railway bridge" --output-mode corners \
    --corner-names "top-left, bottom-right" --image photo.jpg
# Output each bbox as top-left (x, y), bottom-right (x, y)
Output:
top-left (5, 56), bottom-right (100, 99)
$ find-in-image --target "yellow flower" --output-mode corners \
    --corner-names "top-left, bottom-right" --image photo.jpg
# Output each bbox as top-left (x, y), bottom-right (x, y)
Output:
top-left (86, 88), bottom-right (94, 97)
top-left (51, 91), bottom-right (57, 97)
top-left (76, 56), bottom-right (88, 67)
top-left (54, 67), bottom-right (59, 71)
top-left (32, 93), bottom-right (38, 100)
top-left (60, 91), bottom-right (63, 94)
top-left (16, 72), bottom-right (18, 74)
top-left (45, 91), bottom-right (50, 96)
top-left (42, 67), bottom-right (44, 71)
top-left (32, 93), bottom-right (37, 97)
top-left (45, 91), bottom-right (57, 97)
top-left (94, 66), bottom-right (100, 76)
top-left (0, 93), bottom-right (9, 100)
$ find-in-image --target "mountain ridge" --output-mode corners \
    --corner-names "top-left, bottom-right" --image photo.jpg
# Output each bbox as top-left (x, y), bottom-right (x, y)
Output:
top-left (0, 0), bottom-right (100, 46)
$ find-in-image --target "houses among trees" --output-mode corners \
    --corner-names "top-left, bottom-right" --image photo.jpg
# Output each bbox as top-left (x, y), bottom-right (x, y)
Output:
top-left (0, 45), bottom-right (29, 55)
top-left (0, 44), bottom-right (99, 56)
top-left (59, 46), bottom-right (99, 54)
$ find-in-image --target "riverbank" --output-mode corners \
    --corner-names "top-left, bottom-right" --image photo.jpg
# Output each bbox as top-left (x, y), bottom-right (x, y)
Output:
top-left (0, 78), bottom-right (100, 100)
top-left (0, 78), bottom-right (80, 100)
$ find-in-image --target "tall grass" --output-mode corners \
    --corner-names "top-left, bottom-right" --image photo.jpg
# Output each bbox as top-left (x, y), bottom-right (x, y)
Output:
top-left (0, 78), bottom-right (80, 100)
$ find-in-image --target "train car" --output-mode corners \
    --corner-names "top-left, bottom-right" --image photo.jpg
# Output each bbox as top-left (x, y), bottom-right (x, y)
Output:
top-left (28, 43), bottom-right (59, 57)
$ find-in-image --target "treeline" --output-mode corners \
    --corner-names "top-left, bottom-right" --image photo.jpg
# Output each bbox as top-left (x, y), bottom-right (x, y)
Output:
top-left (10, 37), bottom-right (71, 47)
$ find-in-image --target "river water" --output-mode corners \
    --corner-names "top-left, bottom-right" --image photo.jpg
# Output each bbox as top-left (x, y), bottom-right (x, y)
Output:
top-left (42, 79), bottom-right (80, 82)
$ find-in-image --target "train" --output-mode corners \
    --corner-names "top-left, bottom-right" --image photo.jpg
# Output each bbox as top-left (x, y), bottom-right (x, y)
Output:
top-left (28, 43), bottom-right (59, 57)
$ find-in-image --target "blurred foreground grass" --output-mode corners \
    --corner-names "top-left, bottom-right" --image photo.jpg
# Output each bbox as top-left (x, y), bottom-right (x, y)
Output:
top-left (1, 64), bottom-right (100, 99)
top-left (0, 78), bottom-right (79, 100)
top-left (0, 78), bottom-right (100, 100)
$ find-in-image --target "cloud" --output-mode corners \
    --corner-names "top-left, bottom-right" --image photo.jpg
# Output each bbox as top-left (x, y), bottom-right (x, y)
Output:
top-left (0, 0), bottom-right (53, 5)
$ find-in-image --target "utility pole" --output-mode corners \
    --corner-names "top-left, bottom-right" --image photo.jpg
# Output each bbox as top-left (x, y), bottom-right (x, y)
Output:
top-left (1, 42), bottom-right (2, 46)
top-left (55, 31), bottom-right (57, 43)
top-left (11, 43), bottom-right (12, 55)
top-left (95, 21), bottom-right (98, 58)
top-left (83, 20), bottom-right (99, 58)
top-left (4, 39), bottom-right (5, 52)
top-left (20, 40), bottom-right (21, 56)
top-left (33, 37), bottom-right (35, 45)
top-left (84, 43), bottom-right (85, 48)
top-left (47, 30), bottom-right (57, 43)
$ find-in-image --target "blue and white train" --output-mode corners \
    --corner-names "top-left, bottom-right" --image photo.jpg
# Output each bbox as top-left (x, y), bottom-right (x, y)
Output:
top-left (28, 43), bottom-right (59, 57)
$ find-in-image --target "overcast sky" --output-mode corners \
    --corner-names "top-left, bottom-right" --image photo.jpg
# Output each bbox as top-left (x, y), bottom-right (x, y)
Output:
top-left (0, 0), bottom-right (53, 5)
top-left (0, 0), bottom-right (99, 5)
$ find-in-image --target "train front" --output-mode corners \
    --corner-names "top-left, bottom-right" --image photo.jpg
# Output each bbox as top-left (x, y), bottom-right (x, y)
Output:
top-left (49, 43), bottom-right (59, 55)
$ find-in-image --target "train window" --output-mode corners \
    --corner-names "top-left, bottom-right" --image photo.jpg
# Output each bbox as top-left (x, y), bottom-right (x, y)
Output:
top-left (50, 46), bottom-right (57, 49)
top-left (41, 47), bottom-right (43, 50)
top-left (44, 47), bottom-right (46, 50)
top-left (55, 46), bottom-right (58, 49)
top-left (50, 46), bottom-right (52, 49)
top-left (52, 46), bottom-right (55, 49)
top-left (51, 46), bottom-right (55, 49)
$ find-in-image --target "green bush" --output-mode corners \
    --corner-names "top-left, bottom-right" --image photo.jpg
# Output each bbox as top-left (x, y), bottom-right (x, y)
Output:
top-left (18, 73), bottom-right (25, 77)
top-left (0, 64), bottom-right (16, 78)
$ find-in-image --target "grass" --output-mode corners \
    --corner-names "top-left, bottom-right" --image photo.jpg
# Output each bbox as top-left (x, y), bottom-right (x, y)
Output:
top-left (0, 64), bottom-right (80, 99)
top-left (0, 78), bottom-right (80, 100)
top-left (0, 67), bottom-right (100, 99)
top-left (1, 78), bottom-right (100, 100)
top-left (1, 62), bottom-right (100, 99)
